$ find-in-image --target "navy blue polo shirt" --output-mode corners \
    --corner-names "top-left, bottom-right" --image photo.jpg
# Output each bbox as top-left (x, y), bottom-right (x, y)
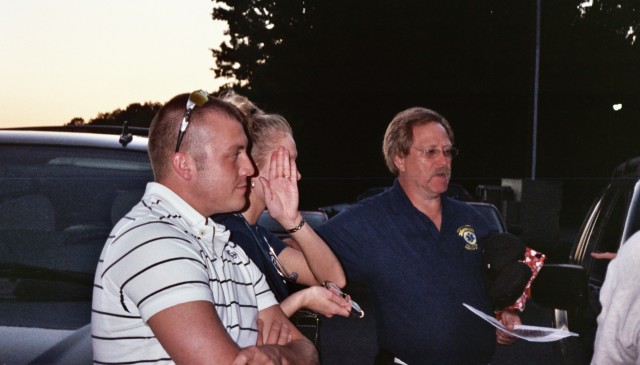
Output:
top-left (214, 213), bottom-right (289, 302)
top-left (316, 180), bottom-right (497, 365)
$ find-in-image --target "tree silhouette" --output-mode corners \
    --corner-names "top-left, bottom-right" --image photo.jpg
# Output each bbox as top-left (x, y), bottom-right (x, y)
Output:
top-left (71, 102), bottom-right (162, 128)
top-left (66, 117), bottom-right (85, 126)
top-left (212, 1), bottom-right (314, 89)
top-left (578, 0), bottom-right (640, 46)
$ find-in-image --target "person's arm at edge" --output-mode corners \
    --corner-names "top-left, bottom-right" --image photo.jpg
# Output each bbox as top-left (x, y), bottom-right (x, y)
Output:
top-left (279, 224), bottom-right (346, 287)
top-left (591, 251), bottom-right (617, 260)
top-left (591, 244), bottom-right (636, 365)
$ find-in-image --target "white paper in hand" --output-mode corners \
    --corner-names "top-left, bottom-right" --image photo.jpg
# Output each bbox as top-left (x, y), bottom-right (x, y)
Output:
top-left (463, 303), bottom-right (579, 342)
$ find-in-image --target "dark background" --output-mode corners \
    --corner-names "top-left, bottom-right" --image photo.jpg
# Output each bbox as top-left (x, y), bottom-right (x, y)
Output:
top-left (210, 1), bottom-right (640, 216)
top-left (82, 1), bottom-right (640, 255)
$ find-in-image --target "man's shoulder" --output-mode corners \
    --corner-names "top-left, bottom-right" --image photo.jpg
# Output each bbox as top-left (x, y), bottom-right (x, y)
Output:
top-left (337, 191), bottom-right (391, 219)
top-left (108, 201), bottom-right (191, 254)
top-left (317, 192), bottom-right (392, 237)
top-left (118, 203), bottom-right (184, 231)
top-left (444, 196), bottom-right (484, 217)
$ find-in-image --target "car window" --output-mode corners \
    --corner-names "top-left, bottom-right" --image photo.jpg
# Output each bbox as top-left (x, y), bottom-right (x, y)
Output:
top-left (0, 144), bottom-right (152, 330)
top-left (468, 203), bottom-right (506, 233)
top-left (576, 182), bottom-right (634, 285)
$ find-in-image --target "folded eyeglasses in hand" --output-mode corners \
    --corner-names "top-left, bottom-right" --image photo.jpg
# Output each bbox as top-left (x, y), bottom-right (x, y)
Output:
top-left (323, 281), bottom-right (365, 318)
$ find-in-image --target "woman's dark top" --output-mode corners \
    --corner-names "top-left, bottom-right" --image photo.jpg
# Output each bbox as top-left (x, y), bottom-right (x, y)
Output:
top-left (214, 213), bottom-right (290, 301)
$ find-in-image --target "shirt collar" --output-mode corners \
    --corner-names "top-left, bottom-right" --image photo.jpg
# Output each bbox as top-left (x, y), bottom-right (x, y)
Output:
top-left (144, 182), bottom-right (231, 243)
top-left (389, 178), bottom-right (452, 220)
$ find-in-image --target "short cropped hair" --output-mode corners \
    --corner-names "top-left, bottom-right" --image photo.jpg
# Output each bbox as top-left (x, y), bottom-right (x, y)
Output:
top-left (382, 107), bottom-right (454, 175)
top-left (148, 92), bottom-right (246, 180)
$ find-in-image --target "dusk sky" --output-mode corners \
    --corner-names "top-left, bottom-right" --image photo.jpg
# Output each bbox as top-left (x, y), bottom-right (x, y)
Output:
top-left (0, 0), bottom-right (228, 128)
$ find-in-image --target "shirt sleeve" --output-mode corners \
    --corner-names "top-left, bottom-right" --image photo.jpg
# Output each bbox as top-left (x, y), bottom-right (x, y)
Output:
top-left (108, 236), bottom-right (215, 322)
top-left (247, 257), bottom-right (279, 311)
top-left (316, 212), bottom-right (368, 282)
top-left (592, 233), bottom-right (640, 364)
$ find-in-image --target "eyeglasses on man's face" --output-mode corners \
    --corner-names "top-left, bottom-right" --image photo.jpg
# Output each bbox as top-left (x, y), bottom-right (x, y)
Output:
top-left (412, 146), bottom-right (459, 160)
top-left (175, 90), bottom-right (209, 152)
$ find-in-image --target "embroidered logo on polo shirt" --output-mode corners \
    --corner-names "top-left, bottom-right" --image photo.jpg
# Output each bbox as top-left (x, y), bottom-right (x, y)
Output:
top-left (457, 225), bottom-right (478, 251)
top-left (226, 249), bottom-right (238, 260)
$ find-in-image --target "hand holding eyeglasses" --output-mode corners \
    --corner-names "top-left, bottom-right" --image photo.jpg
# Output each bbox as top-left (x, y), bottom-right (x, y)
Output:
top-left (323, 281), bottom-right (365, 318)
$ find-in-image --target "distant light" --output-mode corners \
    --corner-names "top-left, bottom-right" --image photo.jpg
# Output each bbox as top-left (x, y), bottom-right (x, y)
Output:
top-left (613, 103), bottom-right (623, 111)
top-left (578, 0), bottom-right (593, 17)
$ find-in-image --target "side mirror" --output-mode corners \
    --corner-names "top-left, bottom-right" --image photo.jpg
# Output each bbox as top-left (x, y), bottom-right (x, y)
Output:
top-left (530, 263), bottom-right (588, 310)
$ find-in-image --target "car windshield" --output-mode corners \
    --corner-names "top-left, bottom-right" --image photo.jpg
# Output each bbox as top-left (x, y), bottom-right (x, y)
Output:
top-left (0, 144), bottom-right (152, 329)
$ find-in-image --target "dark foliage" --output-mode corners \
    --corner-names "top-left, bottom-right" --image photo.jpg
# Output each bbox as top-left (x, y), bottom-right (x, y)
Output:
top-left (577, 0), bottom-right (640, 46)
top-left (76, 102), bottom-right (162, 128)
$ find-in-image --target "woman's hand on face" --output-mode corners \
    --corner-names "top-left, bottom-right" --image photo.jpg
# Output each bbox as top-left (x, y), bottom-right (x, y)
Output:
top-left (259, 147), bottom-right (300, 226)
top-left (299, 286), bottom-right (352, 318)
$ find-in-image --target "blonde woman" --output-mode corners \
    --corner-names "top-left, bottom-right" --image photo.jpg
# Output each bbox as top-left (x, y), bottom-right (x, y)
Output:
top-left (214, 92), bottom-right (351, 319)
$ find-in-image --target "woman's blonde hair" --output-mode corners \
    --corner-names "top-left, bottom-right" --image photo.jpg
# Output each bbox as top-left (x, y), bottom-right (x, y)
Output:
top-left (219, 90), bottom-right (293, 168)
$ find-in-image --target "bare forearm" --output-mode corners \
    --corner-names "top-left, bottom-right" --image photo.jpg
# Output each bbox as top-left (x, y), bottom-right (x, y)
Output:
top-left (289, 225), bottom-right (346, 287)
top-left (279, 291), bottom-right (304, 317)
top-left (269, 339), bottom-right (319, 365)
top-left (234, 339), bottom-right (318, 365)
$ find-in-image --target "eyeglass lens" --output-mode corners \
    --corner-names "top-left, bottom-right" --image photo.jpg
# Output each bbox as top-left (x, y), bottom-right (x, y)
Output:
top-left (415, 147), bottom-right (459, 159)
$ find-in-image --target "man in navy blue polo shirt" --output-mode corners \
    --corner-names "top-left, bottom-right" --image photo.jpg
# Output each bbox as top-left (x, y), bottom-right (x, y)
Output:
top-left (316, 107), bottom-right (520, 365)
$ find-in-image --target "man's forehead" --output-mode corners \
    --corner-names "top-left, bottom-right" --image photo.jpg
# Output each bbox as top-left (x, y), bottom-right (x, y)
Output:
top-left (413, 123), bottom-right (449, 140)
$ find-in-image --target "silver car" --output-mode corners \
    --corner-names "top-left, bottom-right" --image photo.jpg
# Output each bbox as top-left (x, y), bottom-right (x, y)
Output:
top-left (0, 126), bottom-right (152, 364)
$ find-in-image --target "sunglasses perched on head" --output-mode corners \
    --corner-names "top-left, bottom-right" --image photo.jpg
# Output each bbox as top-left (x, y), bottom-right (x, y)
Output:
top-left (175, 90), bottom-right (209, 152)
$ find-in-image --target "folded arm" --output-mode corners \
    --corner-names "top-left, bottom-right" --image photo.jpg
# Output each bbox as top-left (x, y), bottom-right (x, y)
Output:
top-left (148, 301), bottom-right (318, 365)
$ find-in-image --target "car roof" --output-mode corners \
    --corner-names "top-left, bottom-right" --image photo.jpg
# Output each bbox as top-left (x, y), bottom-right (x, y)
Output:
top-left (612, 156), bottom-right (640, 178)
top-left (0, 129), bottom-right (148, 152)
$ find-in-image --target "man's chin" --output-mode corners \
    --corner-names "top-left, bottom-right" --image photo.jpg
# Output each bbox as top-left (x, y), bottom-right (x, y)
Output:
top-left (429, 176), bottom-right (449, 190)
top-left (227, 194), bottom-right (247, 211)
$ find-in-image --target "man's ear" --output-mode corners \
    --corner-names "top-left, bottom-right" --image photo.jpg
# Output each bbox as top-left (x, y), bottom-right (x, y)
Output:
top-left (171, 152), bottom-right (194, 180)
top-left (394, 154), bottom-right (406, 173)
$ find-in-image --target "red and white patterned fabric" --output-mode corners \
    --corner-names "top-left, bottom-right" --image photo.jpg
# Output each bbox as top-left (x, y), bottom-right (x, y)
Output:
top-left (504, 247), bottom-right (546, 312)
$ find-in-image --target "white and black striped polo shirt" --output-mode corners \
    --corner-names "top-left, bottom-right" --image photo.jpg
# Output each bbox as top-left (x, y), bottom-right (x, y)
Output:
top-left (91, 182), bottom-right (277, 364)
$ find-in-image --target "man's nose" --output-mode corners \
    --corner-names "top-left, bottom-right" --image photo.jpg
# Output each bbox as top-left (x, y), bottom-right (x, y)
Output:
top-left (240, 155), bottom-right (255, 177)
top-left (435, 150), bottom-right (450, 165)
